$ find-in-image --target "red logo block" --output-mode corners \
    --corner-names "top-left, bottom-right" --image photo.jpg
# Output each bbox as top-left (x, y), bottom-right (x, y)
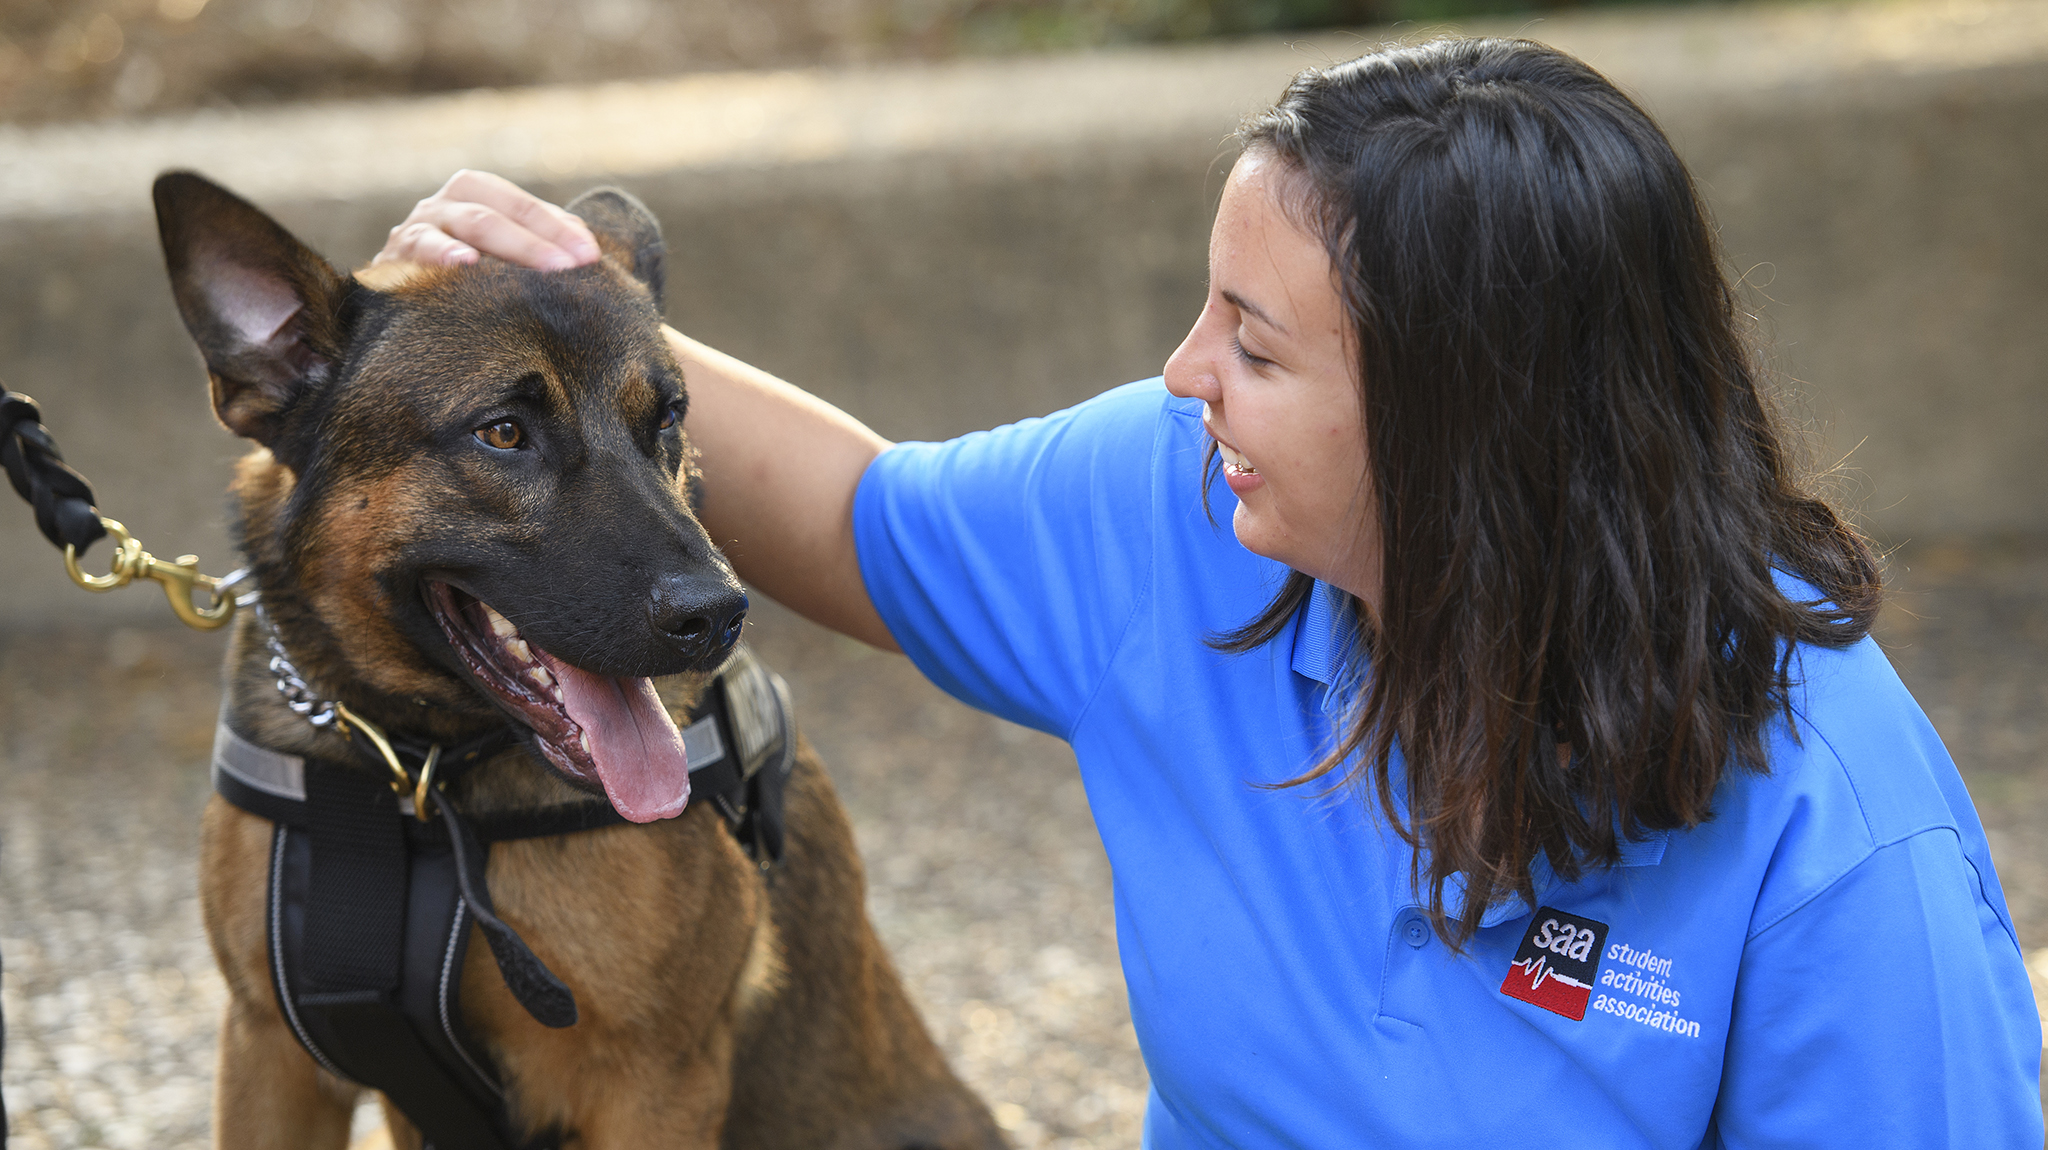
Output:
top-left (1500, 907), bottom-right (1608, 1022)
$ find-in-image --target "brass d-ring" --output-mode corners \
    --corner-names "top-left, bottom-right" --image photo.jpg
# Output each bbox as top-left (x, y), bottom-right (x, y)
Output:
top-left (334, 702), bottom-right (412, 796)
top-left (329, 702), bottom-right (441, 820)
top-left (414, 744), bottom-right (443, 823)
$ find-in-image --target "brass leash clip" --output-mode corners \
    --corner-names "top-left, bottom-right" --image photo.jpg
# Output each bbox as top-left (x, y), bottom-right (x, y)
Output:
top-left (63, 515), bottom-right (239, 630)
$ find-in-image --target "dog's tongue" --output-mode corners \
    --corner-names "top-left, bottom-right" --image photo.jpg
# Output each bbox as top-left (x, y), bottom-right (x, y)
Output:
top-left (535, 651), bottom-right (690, 823)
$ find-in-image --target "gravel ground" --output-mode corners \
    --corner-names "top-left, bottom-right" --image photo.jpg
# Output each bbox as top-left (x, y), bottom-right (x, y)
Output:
top-left (2, 536), bottom-right (2045, 1147)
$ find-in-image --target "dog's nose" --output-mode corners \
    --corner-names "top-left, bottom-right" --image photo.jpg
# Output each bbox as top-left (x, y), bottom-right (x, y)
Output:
top-left (650, 575), bottom-right (748, 666)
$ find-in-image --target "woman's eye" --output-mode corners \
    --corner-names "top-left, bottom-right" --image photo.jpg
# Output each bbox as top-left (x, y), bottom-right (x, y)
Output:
top-left (1231, 337), bottom-right (1274, 368)
top-left (475, 420), bottom-right (525, 450)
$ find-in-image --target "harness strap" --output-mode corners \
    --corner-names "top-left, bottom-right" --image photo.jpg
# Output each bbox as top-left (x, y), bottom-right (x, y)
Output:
top-left (212, 726), bottom-right (622, 840)
top-left (677, 647), bottom-right (797, 865)
top-left (271, 777), bottom-right (536, 1150)
top-left (301, 766), bottom-right (407, 997)
top-left (435, 797), bottom-right (577, 1029)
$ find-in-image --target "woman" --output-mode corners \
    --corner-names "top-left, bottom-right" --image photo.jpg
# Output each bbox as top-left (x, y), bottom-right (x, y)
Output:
top-left (380, 38), bottom-right (2042, 1146)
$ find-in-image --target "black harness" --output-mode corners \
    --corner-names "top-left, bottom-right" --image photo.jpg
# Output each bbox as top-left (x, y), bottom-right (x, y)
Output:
top-left (211, 645), bottom-right (797, 1150)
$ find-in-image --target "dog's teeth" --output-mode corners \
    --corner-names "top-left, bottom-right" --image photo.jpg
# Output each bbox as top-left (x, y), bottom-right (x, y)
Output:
top-left (528, 664), bottom-right (553, 688)
top-left (485, 606), bottom-right (517, 638)
top-left (579, 731), bottom-right (592, 754)
top-left (506, 637), bottom-right (532, 663)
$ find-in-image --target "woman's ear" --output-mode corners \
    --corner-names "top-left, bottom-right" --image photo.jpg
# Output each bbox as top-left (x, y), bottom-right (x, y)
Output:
top-left (153, 170), bottom-right (349, 445)
top-left (564, 186), bottom-right (665, 312)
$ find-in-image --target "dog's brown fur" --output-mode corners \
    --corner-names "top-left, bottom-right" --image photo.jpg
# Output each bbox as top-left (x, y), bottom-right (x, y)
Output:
top-left (157, 172), bottom-right (1006, 1150)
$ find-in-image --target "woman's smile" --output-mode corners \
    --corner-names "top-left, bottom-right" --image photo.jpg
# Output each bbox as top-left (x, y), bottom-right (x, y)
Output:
top-left (1211, 429), bottom-right (1262, 490)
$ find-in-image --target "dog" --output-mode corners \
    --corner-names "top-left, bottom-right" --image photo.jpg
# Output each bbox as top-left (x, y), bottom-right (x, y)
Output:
top-left (153, 171), bottom-right (1008, 1149)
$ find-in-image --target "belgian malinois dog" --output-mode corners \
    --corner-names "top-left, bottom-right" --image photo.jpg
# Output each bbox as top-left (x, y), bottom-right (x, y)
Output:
top-left (154, 171), bottom-right (1006, 1149)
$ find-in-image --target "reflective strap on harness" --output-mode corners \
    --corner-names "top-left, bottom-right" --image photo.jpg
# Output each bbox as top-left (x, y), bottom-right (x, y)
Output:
top-left (211, 646), bottom-right (797, 1149)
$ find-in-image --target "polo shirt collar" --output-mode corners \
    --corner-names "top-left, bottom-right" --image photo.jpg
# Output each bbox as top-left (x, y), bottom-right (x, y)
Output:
top-left (1287, 578), bottom-right (1674, 926)
top-left (1456, 830), bottom-right (1673, 927)
top-left (1290, 579), bottom-right (1358, 691)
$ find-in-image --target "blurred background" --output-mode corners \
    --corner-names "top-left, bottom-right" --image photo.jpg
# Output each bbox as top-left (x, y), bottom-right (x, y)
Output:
top-left (3, 0), bottom-right (1732, 123)
top-left (1, 0), bottom-right (2045, 1145)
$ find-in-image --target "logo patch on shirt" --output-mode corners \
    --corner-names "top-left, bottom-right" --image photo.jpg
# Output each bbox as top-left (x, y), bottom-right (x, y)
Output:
top-left (1500, 907), bottom-right (1608, 1021)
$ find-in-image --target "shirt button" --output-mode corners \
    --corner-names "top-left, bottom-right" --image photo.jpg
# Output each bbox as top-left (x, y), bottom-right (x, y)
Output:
top-left (1403, 915), bottom-right (1430, 948)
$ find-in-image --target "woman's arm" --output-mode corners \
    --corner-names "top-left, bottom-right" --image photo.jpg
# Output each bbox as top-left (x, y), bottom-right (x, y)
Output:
top-left (662, 329), bottom-right (896, 650)
top-left (380, 171), bottom-right (899, 650)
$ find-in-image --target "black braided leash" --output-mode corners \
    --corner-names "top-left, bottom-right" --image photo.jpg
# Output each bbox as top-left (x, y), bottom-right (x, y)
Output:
top-left (1, 385), bottom-right (106, 554)
top-left (1, 381), bottom-right (109, 1148)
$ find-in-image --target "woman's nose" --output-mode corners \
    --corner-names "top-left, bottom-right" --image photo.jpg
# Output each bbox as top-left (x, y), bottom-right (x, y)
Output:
top-left (1164, 329), bottom-right (1222, 403)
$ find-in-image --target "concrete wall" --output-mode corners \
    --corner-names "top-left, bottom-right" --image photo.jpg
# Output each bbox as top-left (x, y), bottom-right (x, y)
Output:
top-left (2, 0), bottom-right (2042, 628)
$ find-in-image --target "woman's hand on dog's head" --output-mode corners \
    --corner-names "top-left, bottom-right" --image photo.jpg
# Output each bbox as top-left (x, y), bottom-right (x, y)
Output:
top-left (376, 170), bottom-right (602, 271)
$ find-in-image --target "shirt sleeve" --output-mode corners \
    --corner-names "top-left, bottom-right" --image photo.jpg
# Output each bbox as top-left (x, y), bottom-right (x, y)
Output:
top-left (853, 379), bottom-right (1170, 739)
top-left (1709, 827), bottom-right (2044, 1148)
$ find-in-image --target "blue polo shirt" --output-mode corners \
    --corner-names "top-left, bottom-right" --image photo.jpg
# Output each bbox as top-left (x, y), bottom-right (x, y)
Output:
top-left (852, 378), bottom-right (2043, 1148)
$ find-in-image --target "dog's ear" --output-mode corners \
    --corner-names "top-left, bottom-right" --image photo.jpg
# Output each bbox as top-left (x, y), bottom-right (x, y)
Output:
top-left (566, 187), bottom-right (665, 312)
top-left (153, 171), bottom-right (350, 446)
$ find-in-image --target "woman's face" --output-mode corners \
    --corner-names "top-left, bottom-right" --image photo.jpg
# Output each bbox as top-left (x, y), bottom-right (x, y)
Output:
top-left (1165, 152), bottom-right (1381, 610)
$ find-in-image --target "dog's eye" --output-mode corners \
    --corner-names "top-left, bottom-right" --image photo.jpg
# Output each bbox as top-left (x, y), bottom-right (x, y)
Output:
top-left (658, 403), bottom-right (680, 431)
top-left (476, 421), bottom-right (525, 450)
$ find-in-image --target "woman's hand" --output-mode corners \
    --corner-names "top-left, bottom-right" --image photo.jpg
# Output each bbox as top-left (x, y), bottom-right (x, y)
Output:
top-left (374, 170), bottom-right (602, 271)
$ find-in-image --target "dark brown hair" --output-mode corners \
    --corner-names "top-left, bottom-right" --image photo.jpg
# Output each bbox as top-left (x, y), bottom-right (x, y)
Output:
top-left (1221, 38), bottom-right (1881, 947)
